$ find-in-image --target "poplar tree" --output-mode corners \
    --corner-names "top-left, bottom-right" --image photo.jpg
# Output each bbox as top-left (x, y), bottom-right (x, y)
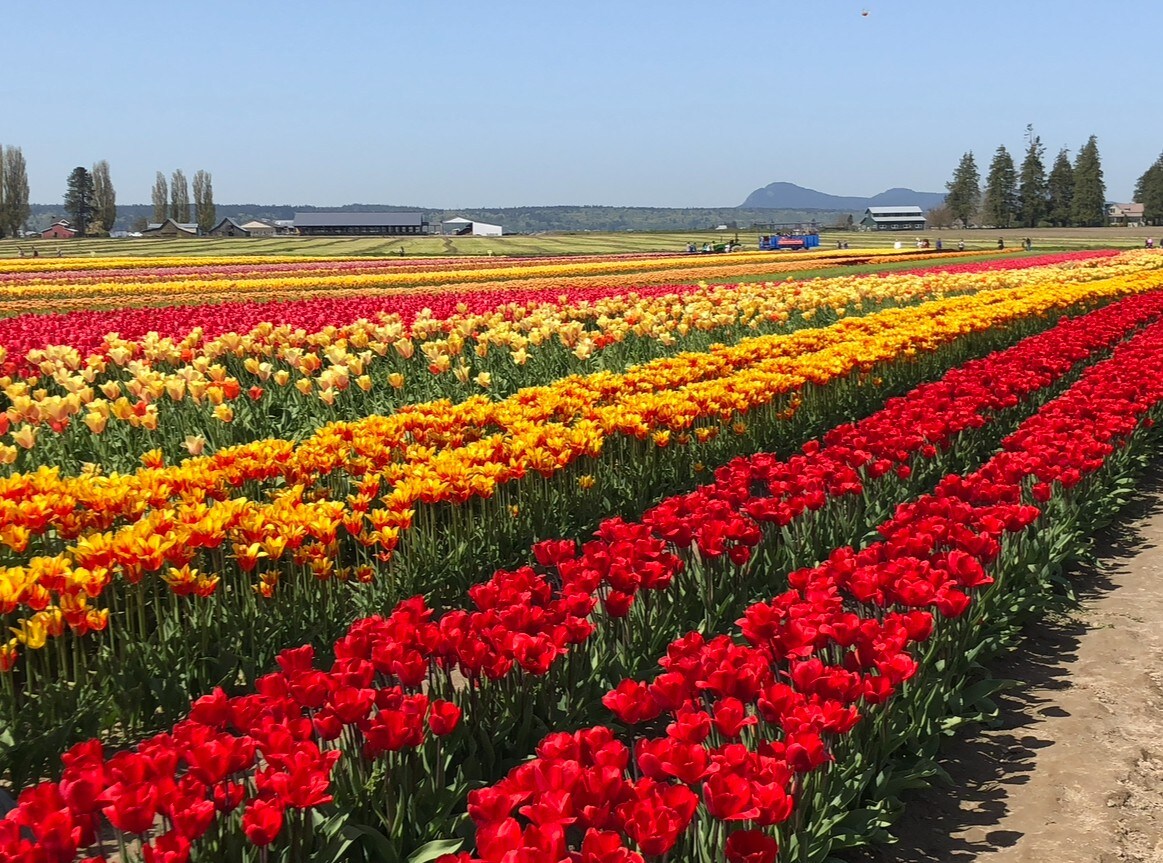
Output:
top-left (0, 146), bottom-right (30, 239)
top-left (193, 170), bottom-right (215, 233)
top-left (1071, 136), bottom-right (1106, 227)
top-left (944, 151), bottom-right (980, 228)
top-left (1134, 152), bottom-right (1163, 226)
top-left (982, 145), bottom-right (1018, 228)
top-left (1018, 125), bottom-right (1048, 228)
top-left (1047, 148), bottom-right (1075, 227)
top-left (152, 172), bottom-right (168, 224)
top-left (170, 169), bottom-right (190, 223)
top-left (91, 160), bottom-right (116, 235)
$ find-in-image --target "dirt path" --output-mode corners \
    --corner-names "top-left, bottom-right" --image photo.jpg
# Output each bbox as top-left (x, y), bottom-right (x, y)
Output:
top-left (864, 469), bottom-right (1163, 863)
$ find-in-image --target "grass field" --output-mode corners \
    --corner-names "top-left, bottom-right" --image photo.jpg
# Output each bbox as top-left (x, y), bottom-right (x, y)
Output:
top-left (0, 225), bottom-right (1159, 261)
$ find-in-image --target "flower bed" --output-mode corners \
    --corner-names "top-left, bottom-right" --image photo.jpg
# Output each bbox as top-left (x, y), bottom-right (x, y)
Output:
top-left (6, 287), bottom-right (1163, 860)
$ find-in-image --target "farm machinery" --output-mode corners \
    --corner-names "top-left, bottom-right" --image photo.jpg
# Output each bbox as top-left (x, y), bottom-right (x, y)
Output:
top-left (757, 232), bottom-right (820, 251)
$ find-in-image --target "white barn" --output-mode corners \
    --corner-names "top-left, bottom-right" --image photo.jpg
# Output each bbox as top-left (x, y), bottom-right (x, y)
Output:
top-left (860, 206), bottom-right (926, 231)
top-left (442, 216), bottom-right (503, 237)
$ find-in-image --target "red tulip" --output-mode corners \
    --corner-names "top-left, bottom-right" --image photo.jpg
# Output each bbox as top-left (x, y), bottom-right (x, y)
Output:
top-left (241, 797), bottom-right (284, 847)
top-left (725, 829), bottom-right (778, 863)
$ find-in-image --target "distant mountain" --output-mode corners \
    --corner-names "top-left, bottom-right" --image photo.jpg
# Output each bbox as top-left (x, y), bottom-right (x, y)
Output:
top-left (741, 182), bottom-right (946, 212)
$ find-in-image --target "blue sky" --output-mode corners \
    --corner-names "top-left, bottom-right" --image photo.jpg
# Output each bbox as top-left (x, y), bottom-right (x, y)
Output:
top-left (2, 0), bottom-right (1157, 207)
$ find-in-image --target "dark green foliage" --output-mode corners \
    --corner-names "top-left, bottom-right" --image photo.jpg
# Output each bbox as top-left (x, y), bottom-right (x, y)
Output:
top-left (944, 152), bottom-right (980, 228)
top-left (63, 166), bottom-right (95, 235)
top-left (1047, 148), bottom-right (1075, 227)
top-left (1019, 126), bottom-right (1048, 228)
top-left (982, 146), bottom-right (1018, 228)
top-left (1133, 152), bottom-right (1163, 226)
top-left (1071, 136), bottom-right (1106, 227)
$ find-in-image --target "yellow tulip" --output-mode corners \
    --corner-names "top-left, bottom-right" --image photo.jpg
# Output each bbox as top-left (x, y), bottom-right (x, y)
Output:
top-left (83, 411), bottom-right (108, 435)
top-left (11, 424), bottom-right (37, 449)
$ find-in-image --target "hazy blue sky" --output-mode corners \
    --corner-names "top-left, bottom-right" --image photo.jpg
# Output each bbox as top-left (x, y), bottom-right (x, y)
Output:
top-left (3, 0), bottom-right (1157, 207)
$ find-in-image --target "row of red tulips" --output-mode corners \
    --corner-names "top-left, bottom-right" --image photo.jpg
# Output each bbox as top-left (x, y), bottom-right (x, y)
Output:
top-left (0, 251), bottom-right (1107, 378)
top-left (3, 288), bottom-right (1161, 862)
top-left (453, 297), bottom-right (1163, 863)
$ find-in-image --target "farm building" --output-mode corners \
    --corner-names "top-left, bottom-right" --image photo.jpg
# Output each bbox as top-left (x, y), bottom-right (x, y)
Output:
top-left (206, 218), bottom-right (251, 237)
top-left (293, 212), bottom-right (429, 236)
top-left (142, 219), bottom-right (200, 238)
top-left (1108, 203), bottom-right (1145, 227)
top-left (40, 220), bottom-right (78, 239)
top-left (860, 206), bottom-right (926, 231)
top-left (441, 216), bottom-right (503, 237)
top-left (242, 220), bottom-right (278, 237)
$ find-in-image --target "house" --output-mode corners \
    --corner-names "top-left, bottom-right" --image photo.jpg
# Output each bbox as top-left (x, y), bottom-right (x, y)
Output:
top-left (860, 206), bottom-right (927, 231)
top-left (1108, 203), bottom-right (1145, 227)
top-left (41, 220), bottom-right (78, 239)
top-left (440, 216), bottom-right (503, 237)
top-left (293, 212), bottom-right (429, 236)
top-left (272, 220), bottom-right (296, 235)
top-left (142, 218), bottom-right (200, 238)
top-left (206, 217), bottom-right (251, 238)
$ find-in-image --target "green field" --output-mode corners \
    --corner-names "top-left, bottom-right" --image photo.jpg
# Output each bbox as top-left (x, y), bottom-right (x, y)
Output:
top-left (0, 225), bottom-right (1159, 261)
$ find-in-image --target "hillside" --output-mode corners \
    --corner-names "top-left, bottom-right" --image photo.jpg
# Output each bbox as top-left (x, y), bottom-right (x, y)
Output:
top-left (741, 181), bottom-right (946, 211)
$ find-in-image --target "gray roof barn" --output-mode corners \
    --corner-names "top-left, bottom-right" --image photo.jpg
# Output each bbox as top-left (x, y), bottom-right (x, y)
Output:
top-left (860, 206), bottom-right (927, 231)
top-left (293, 212), bottom-right (425, 227)
top-left (865, 206), bottom-right (925, 217)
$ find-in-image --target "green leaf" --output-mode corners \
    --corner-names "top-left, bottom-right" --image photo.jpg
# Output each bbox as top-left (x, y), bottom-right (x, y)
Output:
top-left (407, 839), bottom-right (465, 863)
top-left (342, 823), bottom-right (398, 863)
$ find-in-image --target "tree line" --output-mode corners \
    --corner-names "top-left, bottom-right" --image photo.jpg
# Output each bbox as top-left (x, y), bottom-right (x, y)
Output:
top-left (937, 133), bottom-right (1163, 229)
top-left (938, 129), bottom-right (1108, 229)
top-left (0, 151), bottom-right (217, 237)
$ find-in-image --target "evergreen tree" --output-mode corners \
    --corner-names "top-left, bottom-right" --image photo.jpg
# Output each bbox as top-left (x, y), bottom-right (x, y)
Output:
top-left (1046, 148), bottom-right (1075, 227)
top-left (944, 152), bottom-right (980, 228)
top-left (151, 171), bottom-right (168, 224)
top-left (63, 166), bottom-right (95, 235)
top-left (1134, 152), bottom-right (1163, 226)
top-left (3, 147), bottom-right (29, 238)
top-left (1071, 136), bottom-right (1106, 227)
top-left (982, 145), bottom-right (1018, 228)
top-left (193, 170), bottom-right (215, 233)
top-left (1018, 125), bottom-right (1048, 228)
top-left (91, 160), bottom-right (116, 235)
top-left (170, 169), bottom-right (190, 223)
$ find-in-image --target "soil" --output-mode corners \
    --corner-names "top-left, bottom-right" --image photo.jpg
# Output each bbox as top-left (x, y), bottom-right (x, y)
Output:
top-left (863, 468), bottom-right (1163, 863)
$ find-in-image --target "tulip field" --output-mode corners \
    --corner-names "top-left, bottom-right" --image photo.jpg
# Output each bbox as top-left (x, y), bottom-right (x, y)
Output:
top-left (3, 247), bottom-right (1163, 863)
